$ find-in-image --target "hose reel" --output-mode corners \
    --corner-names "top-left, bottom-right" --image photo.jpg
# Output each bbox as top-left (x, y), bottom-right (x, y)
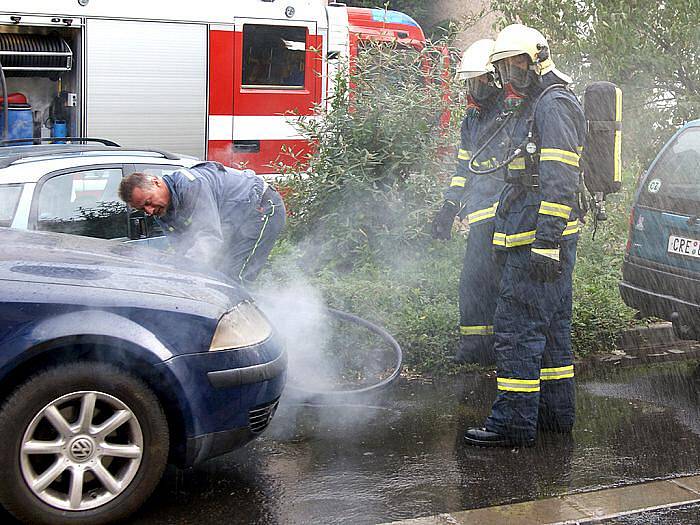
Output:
top-left (0, 33), bottom-right (72, 77)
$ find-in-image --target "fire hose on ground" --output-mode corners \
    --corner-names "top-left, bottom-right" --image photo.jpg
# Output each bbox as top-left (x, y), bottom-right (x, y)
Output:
top-left (285, 307), bottom-right (403, 397)
top-left (253, 294), bottom-right (403, 397)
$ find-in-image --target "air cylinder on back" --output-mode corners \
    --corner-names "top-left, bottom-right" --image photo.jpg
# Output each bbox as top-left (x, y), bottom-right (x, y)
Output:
top-left (582, 81), bottom-right (623, 196)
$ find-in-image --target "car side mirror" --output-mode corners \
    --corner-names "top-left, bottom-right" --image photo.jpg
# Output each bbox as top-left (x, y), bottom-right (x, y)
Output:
top-left (129, 216), bottom-right (147, 240)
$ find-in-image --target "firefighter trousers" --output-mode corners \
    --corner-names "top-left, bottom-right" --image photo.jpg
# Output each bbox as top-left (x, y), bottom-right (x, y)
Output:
top-left (457, 221), bottom-right (500, 365)
top-left (485, 239), bottom-right (577, 441)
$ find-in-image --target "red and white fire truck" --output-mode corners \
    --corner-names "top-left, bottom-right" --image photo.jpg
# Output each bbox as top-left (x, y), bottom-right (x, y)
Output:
top-left (0, 0), bottom-right (427, 174)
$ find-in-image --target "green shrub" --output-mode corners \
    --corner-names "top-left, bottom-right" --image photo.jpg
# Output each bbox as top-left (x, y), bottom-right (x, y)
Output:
top-left (274, 41), bottom-right (456, 272)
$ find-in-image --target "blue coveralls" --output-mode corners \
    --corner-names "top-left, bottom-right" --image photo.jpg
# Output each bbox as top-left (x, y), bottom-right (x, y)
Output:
top-left (444, 98), bottom-right (505, 365)
top-left (485, 74), bottom-right (586, 440)
top-left (157, 161), bottom-right (286, 283)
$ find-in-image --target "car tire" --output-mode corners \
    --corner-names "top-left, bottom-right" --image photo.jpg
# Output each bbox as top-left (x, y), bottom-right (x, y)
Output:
top-left (0, 362), bottom-right (169, 525)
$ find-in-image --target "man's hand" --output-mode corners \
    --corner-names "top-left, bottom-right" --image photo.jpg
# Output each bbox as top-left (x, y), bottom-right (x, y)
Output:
top-left (529, 242), bottom-right (562, 282)
top-left (431, 200), bottom-right (459, 240)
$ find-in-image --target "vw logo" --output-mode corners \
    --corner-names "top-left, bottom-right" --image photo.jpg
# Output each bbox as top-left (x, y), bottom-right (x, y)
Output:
top-left (70, 437), bottom-right (94, 462)
top-left (285, 6), bottom-right (295, 18)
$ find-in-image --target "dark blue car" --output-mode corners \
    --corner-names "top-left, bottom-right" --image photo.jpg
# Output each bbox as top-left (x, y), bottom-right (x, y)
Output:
top-left (0, 227), bottom-right (286, 525)
top-left (620, 119), bottom-right (700, 340)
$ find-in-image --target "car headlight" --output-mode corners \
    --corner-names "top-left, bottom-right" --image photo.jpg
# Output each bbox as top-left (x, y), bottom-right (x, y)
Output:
top-left (209, 301), bottom-right (272, 351)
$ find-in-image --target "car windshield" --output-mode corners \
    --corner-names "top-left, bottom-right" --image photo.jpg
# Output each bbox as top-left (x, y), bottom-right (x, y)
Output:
top-left (639, 127), bottom-right (700, 215)
top-left (0, 185), bottom-right (22, 227)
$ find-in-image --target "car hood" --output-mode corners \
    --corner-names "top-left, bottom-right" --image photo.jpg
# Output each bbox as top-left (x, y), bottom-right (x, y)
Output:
top-left (0, 228), bottom-right (248, 310)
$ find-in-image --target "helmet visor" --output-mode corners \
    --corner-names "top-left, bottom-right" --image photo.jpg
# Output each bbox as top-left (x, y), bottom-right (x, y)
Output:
top-left (495, 55), bottom-right (531, 92)
top-left (466, 74), bottom-right (497, 103)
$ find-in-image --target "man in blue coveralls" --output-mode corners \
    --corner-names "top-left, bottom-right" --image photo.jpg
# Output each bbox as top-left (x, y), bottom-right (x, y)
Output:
top-left (464, 24), bottom-right (586, 447)
top-left (432, 39), bottom-right (504, 366)
top-left (119, 161), bottom-right (285, 284)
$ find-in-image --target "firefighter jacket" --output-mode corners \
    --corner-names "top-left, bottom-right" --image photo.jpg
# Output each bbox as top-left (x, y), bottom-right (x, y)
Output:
top-left (157, 161), bottom-right (268, 264)
top-left (444, 96), bottom-right (505, 226)
top-left (493, 74), bottom-right (586, 250)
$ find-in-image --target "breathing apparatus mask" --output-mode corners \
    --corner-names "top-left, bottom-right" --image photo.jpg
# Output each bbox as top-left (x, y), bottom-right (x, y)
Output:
top-left (465, 73), bottom-right (499, 118)
top-left (495, 54), bottom-right (536, 111)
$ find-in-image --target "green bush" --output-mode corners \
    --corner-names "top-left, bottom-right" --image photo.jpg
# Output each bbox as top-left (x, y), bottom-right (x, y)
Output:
top-left (274, 41), bottom-right (456, 272)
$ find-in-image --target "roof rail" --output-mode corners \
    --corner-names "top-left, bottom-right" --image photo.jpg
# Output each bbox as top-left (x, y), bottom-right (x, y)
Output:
top-left (0, 141), bottom-right (185, 169)
top-left (0, 137), bottom-right (121, 147)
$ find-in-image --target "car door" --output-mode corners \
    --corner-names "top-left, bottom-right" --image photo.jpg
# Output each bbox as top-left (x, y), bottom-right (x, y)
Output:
top-left (30, 166), bottom-right (129, 241)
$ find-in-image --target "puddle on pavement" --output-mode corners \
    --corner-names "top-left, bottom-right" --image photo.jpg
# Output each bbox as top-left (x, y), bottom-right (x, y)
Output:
top-left (133, 360), bottom-right (700, 525)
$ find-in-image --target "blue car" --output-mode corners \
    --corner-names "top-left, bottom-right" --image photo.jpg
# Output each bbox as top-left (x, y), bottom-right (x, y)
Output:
top-left (620, 120), bottom-right (700, 340)
top-left (0, 227), bottom-right (286, 524)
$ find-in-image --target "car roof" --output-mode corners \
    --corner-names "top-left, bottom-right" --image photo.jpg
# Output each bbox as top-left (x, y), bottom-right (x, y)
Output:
top-left (0, 145), bottom-right (198, 184)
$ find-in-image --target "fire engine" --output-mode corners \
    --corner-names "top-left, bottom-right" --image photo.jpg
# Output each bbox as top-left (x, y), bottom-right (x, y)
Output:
top-left (0, 0), bottom-right (427, 175)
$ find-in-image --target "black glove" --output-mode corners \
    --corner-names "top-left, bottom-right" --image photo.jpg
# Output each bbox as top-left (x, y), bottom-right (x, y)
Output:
top-left (431, 200), bottom-right (459, 240)
top-left (529, 242), bottom-right (562, 282)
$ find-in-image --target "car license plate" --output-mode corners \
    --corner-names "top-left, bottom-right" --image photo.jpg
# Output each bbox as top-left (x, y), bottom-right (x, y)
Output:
top-left (667, 235), bottom-right (700, 258)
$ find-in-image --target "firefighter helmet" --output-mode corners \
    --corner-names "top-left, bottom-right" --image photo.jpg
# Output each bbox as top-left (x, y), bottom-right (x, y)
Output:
top-left (456, 39), bottom-right (495, 80)
top-left (491, 24), bottom-right (571, 84)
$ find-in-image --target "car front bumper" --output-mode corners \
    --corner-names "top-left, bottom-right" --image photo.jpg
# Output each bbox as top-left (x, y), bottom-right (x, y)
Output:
top-left (156, 339), bottom-right (287, 466)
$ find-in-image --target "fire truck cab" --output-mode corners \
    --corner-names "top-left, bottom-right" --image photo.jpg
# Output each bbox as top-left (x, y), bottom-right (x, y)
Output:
top-left (0, 0), bottom-right (425, 175)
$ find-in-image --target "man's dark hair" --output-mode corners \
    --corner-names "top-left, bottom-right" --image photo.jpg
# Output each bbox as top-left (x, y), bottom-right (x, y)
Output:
top-left (118, 172), bottom-right (156, 204)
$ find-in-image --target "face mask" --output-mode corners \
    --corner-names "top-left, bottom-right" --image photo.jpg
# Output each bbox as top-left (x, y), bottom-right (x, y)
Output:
top-left (495, 56), bottom-right (533, 93)
top-left (466, 74), bottom-right (498, 104)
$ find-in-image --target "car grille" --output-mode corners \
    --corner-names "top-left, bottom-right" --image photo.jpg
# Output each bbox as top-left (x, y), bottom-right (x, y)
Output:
top-left (249, 399), bottom-right (279, 434)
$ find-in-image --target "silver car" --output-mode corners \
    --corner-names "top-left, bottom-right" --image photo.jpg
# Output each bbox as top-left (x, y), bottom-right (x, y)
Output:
top-left (0, 141), bottom-right (198, 247)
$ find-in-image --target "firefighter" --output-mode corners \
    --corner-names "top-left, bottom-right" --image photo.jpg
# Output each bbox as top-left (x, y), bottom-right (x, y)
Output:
top-left (431, 39), bottom-right (504, 366)
top-left (119, 161), bottom-right (285, 284)
top-left (463, 24), bottom-right (586, 447)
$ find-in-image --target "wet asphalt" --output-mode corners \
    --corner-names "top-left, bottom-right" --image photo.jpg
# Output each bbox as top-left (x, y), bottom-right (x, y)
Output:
top-left (130, 357), bottom-right (700, 524)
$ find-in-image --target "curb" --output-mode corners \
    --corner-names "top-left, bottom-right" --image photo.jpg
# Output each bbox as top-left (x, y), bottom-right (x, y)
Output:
top-left (594, 322), bottom-right (700, 366)
top-left (616, 322), bottom-right (679, 350)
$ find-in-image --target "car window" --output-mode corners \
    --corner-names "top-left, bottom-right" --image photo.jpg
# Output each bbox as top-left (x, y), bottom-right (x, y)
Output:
top-left (36, 168), bottom-right (128, 239)
top-left (0, 185), bottom-right (22, 227)
top-left (242, 24), bottom-right (307, 88)
top-left (639, 127), bottom-right (700, 215)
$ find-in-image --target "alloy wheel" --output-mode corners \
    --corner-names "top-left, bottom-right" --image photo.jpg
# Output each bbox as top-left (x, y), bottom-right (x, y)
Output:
top-left (20, 390), bottom-right (143, 511)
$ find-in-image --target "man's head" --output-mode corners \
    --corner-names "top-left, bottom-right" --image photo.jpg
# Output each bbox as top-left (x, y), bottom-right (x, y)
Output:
top-left (491, 24), bottom-right (572, 96)
top-left (118, 173), bottom-right (171, 217)
top-left (456, 39), bottom-right (499, 104)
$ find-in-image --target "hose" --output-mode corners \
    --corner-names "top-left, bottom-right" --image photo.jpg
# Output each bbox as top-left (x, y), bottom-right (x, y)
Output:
top-left (467, 110), bottom-right (520, 176)
top-left (284, 307), bottom-right (403, 397)
top-left (252, 293), bottom-right (403, 397)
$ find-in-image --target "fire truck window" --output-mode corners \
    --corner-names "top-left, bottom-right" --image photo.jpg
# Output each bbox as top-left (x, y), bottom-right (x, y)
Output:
top-left (0, 185), bottom-right (22, 227)
top-left (36, 168), bottom-right (128, 240)
top-left (242, 24), bottom-right (307, 88)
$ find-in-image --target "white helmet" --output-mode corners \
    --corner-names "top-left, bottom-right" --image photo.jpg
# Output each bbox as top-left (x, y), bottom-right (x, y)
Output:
top-left (491, 24), bottom-right (571, 84)
top-left (456, 39), bottom-right (495, 80)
